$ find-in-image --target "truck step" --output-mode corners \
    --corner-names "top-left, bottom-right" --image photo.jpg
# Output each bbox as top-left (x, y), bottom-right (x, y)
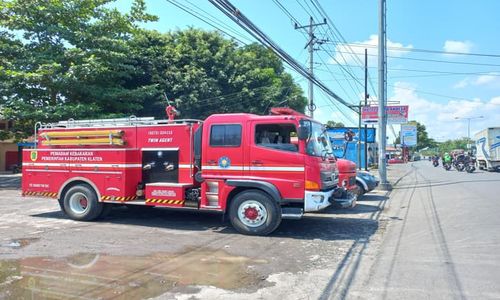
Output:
top-left (117, 200), bottom-right (147, 205)
top-left (281, 207), bottom-right (304, 220)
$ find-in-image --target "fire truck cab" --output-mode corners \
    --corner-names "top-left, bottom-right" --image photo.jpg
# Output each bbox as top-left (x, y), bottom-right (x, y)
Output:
top-left (23, 108), bottom-right (346, 235)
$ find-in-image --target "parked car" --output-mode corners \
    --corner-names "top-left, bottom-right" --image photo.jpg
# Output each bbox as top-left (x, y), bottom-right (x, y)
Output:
top-left (355, 171), bottom-right (379, 196)
top-left (388, 157), bottom-right (404, 164)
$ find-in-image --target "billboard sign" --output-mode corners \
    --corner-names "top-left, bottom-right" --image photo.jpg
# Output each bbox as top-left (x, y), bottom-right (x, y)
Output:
top-left (401, 124), bottom-right (417, 146)
top-left (361, 105), bottom-right (409, 124)
top-left (327, 127), bottom-right (376, 143)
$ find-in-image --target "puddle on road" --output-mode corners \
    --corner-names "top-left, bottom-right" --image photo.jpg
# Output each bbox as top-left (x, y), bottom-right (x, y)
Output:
top-left (1, 238), bottom-right (39, 249)
top-left (0, 248), bottom-right (266, 299)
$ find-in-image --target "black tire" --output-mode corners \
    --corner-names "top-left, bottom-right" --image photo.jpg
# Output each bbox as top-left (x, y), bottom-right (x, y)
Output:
top-left (354, 182), bottom-right (366, 196)
top-left (63, 184), bottom-right (103, 221)
top-left (58, 198), bottom-right (65, 212)
top-left (97, 203), bottom-right (113, 219)
top-left (229, 190), bottom-right (281, 236)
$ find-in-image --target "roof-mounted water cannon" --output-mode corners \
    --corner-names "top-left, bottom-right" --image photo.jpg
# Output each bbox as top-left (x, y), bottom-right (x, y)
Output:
top-left (164, 93), bottom-right (180, 121)
top-left (269, 107), bottom-right (307, 117)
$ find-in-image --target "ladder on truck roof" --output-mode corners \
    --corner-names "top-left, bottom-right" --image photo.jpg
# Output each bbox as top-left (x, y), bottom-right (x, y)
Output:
top-left (34, 116), bottom-right (203, 147)
top-left (37, 116), bottom-right (203, 129)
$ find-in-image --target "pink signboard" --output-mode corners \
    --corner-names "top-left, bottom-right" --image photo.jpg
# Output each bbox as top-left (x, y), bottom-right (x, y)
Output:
top-left (361, 105), bottom-right (408, 124)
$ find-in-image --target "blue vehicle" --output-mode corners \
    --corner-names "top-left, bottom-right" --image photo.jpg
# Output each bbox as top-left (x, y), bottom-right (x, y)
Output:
top-left (355, 171), bottom-right (379, 196)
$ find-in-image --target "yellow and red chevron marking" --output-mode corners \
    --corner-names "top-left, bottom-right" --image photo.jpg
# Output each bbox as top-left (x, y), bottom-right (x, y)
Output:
top-left (146, 199), bottom-right (184, 205)
top-left (22, 191), bottom-right (58, 198)
top-left (101, 195), bottom-right (138, 201)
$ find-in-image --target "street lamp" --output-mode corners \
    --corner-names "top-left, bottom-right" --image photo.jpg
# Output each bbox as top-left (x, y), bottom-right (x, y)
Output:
top-left (454, 116), bottom-right (484, 140)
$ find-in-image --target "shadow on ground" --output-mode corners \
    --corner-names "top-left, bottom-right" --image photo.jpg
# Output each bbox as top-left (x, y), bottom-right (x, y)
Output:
top-left (0, 175), bottom-right (21, 189)
top-left (31, 204), bottom-right (379, 242)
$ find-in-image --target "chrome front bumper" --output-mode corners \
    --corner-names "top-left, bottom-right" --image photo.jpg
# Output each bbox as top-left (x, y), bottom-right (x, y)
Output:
top-left (332, 190), bottom-right (357, 208)
top-left (304, 189), bottom-right (335, 212)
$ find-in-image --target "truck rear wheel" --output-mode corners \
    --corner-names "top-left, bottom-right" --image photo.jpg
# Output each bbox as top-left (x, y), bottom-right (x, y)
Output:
top-left (63, 184), bottom-right (103, 221)
top-left (229, 190), bottom-right (281, 236)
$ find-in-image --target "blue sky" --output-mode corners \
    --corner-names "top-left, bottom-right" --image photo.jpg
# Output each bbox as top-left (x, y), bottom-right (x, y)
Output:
top-left (116, 0), bottom-right (500, 141)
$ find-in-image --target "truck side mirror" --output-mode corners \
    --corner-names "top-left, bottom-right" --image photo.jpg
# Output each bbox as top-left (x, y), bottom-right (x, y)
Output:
top-left (344, 130), bottom-right (354, 142)
top-left (298, 120), bottom-right (310, 140)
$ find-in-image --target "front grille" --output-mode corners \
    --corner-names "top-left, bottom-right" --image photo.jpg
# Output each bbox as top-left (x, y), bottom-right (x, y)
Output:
top-left (321, 171), bottom-right (337, 189)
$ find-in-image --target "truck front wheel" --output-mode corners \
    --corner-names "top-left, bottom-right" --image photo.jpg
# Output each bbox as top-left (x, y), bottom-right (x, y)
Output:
top-left (63, 184), bottom-right (103, 221)
top-left (229, 190), bottom-right (281, 236)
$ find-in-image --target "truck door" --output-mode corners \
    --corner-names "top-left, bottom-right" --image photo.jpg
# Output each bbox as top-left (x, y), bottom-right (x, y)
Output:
top-left (203, 123), bottom-right (244, 178)
top-left (249, 121), bottom-right (304, 200)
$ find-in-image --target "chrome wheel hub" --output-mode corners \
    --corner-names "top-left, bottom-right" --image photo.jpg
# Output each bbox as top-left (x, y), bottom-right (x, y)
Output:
top-left (69, 192), bottom-right (89, 214)
top-left (238, 200), bottom-right (267, 227)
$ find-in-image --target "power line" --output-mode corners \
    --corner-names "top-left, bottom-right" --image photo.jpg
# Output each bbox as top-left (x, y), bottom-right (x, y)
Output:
top-left (317, 55), bottom-right (360, 104)
top-left (273, 0), bottom-right (372, 103)
top-left (335, 50), bottom-right (500, 67)
top-left (387, 83), bottom-right (480, 102)
top-left (294, 15), bottom-right (328, 117)
top-left (339, 43), bottom-right (500, 58)
top-left (271, 0), bottom-right (302, 25)
top-left (183, 0), bottom-right (252, 42)
top-left (208, 0), bottom-right (358, 113)
top-left (164, 0), bottom-right (250, 45)
top-left (325, 62), bottom-right (500, 76)
top-left (308, 0), bottom-right (378, 97)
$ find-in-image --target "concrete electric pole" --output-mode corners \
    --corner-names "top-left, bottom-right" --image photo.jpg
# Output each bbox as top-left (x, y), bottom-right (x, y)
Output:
top-left (295, 17), bottom-right (327, 118)
top-left (378, 0), bottom-right (390, 190)
top-left (364, 48), bottom-right (369, 171)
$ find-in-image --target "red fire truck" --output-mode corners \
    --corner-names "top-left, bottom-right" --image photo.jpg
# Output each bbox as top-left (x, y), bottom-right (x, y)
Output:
top-left (22, 107), bottom-right (352, 235)
top-left (336, 158), bottom-right (357, 199)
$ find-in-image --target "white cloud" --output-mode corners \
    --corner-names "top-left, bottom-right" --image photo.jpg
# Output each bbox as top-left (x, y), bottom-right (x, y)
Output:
top-left (453, 78), bottom-right (469, 89)
top-left (391, 82), bottom-right (500, 140)
top-left (330, 34), bottom-right (413, 66)
top-left (453, 72), bottom-right (500, 89)
top-left (443, 40), bottom-right (473, 54)
top-left (491, 96), bottom-right (500, 105)
top-left (476, 73), bottom-right (500, 86)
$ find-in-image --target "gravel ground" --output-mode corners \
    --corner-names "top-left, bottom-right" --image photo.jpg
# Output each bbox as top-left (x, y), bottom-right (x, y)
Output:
top-left (0, 167), bottom-right (406, 299)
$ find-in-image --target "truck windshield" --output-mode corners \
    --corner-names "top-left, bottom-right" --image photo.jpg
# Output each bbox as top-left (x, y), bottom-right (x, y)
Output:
top-left (306, 122), bottom-right (333, 158)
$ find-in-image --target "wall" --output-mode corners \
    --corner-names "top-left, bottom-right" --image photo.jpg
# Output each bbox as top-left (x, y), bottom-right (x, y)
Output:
top-left (0, 142), bottom-right (18, 171)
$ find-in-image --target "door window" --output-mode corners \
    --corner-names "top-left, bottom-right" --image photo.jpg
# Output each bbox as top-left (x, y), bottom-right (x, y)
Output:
top-left (255, 124), bottom-right (298, 152)
top-left (210, 124), bottom-right (242, 147)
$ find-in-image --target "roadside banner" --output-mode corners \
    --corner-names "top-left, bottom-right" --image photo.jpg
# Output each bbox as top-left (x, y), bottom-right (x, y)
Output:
top-left (361, 105), bottom-right (409, 124)
top-left (327, 127), bottom-right (376, 143)
top-left (401, 124), bottom-right (417, 146)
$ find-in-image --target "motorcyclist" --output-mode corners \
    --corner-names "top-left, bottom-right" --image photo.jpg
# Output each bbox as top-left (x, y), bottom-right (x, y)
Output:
top-left (443, 152), bottom-right (452, 164)
top-left (455, 152), bottom-right (466, 164)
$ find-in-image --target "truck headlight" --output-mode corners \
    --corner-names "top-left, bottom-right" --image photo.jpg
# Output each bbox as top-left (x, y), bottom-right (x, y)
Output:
top-left (311, 194), bottom-right (324, 203)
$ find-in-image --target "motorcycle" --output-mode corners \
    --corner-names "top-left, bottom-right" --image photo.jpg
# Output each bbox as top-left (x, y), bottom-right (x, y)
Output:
top-left (465, 156), bottom-right (476, 173)
top-left (452, 154), bottom-right (466, 172)
top-left (443, 162), bottom-right (452, 171)
top-left (453, 160), bottom-right (465, 172)
top-left (432, 157), bottom-right (439, 167)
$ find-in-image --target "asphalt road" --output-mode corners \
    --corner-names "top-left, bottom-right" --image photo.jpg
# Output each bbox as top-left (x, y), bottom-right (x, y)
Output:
top-left (346, 161), bottom-right (500, 299)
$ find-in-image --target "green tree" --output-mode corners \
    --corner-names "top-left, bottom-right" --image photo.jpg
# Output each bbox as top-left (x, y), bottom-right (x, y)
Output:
top-left (127, 29), bottom-right (306, 119)
top-left (438, 137), bottom-right (473, 154)
top-left (325, 121), bottom-right (345, 128)
top-left (0, 0), bottom-right (158, 137)
top-left (0, 1), bottom-right (306, 139)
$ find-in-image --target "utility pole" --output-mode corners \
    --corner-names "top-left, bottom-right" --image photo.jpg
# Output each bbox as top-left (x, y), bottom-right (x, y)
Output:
top-left (378, 0), bottom-right (390, 190)
top-left (295, 17), bottom-right (327, 118)
top-left (364, 48), bottom-right (369, 171)
top-left (454, 115), bottom-right (484, 141)
top-left (357, 101), bottom-right (361, 170)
